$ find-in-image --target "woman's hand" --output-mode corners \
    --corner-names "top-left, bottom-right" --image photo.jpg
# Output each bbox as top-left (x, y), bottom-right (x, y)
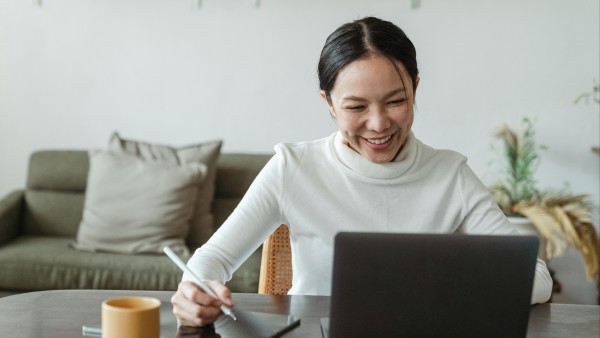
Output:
top-left (171, 280), bottom-right (234, 327)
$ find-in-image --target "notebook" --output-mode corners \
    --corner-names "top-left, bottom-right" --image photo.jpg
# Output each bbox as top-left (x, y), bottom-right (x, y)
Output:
top-left (322, 232), bottom-right (539, 338)
top-left (82, 301), bottom-right (300, 338)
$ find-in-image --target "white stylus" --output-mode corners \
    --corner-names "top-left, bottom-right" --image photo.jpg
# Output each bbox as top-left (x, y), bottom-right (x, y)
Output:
top-left (163, 246), bottom-right (237, 321)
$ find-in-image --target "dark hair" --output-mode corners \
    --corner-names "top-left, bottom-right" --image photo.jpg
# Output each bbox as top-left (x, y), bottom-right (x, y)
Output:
top-left (318, 17), bottom-right (419, 103)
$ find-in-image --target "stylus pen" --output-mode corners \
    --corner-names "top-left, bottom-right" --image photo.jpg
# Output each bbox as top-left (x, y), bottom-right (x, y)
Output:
top-left (163, 246), bottom-right (237, 321)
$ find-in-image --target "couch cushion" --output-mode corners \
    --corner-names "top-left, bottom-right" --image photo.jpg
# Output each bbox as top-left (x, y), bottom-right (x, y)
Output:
top-left (23, 190), bottom-right (85, 236)
top-left (0, 236), bottom-right (262, 293)
top-left (213, 153), bottom-right (271, 232)
top-left (0, 190), bottom-right (24, 244)
top-left (23, 151), bottom-right (88, 236)
top-left (213, 198), bottom-right (244, 232)
top-left (0, 236), bottom-right (182, 291)
top-left (27, 151), bottom-right (89, 191)
top-left (215, 153), bottom-right (273, 198)
top-left (73, 150), bottom-right (205, 256)
top-left (108, 133), bottom-right (222, 250)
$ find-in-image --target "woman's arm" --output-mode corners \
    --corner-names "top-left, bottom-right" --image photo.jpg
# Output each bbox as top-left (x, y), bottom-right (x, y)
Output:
top-left (457, 163), bottom-right (552, 304)
top-left (173, 152), bottom-right (286, 326)
top-left (186, 152), bottom-right (285, 283)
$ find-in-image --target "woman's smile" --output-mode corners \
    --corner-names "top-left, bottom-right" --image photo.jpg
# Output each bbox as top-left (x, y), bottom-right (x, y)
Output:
top-left (322, 55), bottom-right (418, 163)
top-left (365, 133), bottom-right (393, 145)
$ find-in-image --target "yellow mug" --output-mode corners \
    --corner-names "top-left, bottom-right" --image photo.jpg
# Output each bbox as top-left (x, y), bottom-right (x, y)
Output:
top-left (102, 296), bottom-right (161, 338)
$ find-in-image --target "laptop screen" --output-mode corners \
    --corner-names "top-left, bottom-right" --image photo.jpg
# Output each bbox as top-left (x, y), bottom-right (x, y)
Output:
top-left (326, 232), bottom-right (538, 338)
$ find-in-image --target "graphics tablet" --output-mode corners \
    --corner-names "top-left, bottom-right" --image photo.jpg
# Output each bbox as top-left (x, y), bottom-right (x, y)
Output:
top-left (82, 301), bottom-right (300, 338)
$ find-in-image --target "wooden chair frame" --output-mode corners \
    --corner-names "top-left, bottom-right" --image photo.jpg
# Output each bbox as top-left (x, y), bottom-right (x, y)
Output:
top-left (258, 224), bottom-right (293, 295)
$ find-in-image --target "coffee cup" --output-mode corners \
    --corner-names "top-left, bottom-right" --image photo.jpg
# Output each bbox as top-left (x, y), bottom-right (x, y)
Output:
top-left (102, 296), bottom-right (161, 338)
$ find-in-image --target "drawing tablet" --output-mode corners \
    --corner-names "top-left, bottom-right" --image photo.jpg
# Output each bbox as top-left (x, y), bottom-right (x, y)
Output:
top-left (82, 301), bottom-right (300, 338)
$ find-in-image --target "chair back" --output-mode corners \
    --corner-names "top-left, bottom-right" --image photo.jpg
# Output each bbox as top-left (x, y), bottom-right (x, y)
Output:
top-left (258, 224), bottom-right (292, 294)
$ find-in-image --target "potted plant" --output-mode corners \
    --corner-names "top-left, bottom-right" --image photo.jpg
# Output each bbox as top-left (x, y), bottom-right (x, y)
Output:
top-left (490, 117), bottom-right (599, 281)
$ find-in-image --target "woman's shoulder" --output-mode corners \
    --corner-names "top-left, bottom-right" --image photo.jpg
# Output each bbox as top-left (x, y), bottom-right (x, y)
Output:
top-left (273, 133), bottom-right (335, 159)
top-left (416, 138), bottom-right (468, 167)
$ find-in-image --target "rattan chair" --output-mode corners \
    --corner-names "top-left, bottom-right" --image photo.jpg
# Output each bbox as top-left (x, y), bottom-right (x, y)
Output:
top-left (258, 224), bottom-right (293, 295)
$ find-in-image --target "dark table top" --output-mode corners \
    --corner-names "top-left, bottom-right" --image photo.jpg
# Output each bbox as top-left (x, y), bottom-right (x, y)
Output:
top-left (0, 289), bottom-right (597, 338)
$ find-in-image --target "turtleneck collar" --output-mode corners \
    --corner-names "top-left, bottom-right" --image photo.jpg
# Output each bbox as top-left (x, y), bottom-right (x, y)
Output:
top-left (332, 131), bottom-right (420, 180)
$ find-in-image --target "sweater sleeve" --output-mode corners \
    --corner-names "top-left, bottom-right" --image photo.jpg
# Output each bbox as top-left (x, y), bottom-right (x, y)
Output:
top-left (183, 152), bottom-right (284, 284)
top-left (457, 163), bottom-right (552, 304)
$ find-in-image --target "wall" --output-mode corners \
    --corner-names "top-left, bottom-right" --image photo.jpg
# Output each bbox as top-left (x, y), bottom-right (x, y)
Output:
top-left (1, 0), bottom-right (598, 303)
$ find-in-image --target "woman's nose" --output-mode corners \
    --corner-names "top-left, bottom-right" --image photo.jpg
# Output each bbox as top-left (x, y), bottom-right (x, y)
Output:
top-left (366, 108), bottom-right (391, 132)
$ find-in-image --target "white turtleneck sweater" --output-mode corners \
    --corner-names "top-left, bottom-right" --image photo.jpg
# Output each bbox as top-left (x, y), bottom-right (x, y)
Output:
top-left (186, 132), bottom-right (552, 304)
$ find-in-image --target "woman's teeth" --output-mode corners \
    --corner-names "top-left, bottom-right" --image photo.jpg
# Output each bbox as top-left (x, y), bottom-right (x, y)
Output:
top-left (367, 134), bottom-right (392, 145)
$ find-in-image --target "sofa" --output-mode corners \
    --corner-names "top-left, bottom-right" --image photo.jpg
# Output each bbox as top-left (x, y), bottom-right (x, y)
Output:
top-left (0, 150), bottom-right (271, 298)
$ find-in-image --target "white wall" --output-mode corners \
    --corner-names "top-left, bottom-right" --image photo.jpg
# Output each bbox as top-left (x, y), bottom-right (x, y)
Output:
top-left (1, 0), bottom-right (598, 303)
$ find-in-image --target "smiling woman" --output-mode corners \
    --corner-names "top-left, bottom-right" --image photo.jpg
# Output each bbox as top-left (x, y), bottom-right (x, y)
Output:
top-left (170, 16), bottom-right (553, 327)
top-left (321, 56), bottom-right (417, 163)
top-left (316, 17), bottom-right (420, 164)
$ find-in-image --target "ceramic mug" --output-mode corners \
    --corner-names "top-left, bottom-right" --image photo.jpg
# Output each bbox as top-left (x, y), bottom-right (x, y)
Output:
top-left (102, 296), bottom-right (161, 338)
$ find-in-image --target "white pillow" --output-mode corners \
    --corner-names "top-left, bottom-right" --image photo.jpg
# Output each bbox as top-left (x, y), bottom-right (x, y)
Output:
top-left (108, 132), bottom-right (222, 250)
top-left (73, 150), bottom-right (205, 256)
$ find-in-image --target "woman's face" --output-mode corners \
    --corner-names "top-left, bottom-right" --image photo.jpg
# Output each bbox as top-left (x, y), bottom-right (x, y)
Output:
top-left (322, 55), bottom-right (418, 164)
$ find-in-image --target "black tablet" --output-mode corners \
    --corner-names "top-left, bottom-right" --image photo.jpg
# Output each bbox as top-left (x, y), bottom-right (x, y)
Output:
top-left (82, 301), bottom-right (300, 338)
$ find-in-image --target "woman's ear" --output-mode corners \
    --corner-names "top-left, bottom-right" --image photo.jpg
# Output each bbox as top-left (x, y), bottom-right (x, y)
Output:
top-left (320, 90), bottom-right (336, 118)
top-left (319, 90), bottom-right (329, 104)
top-left (411, 76), bottom-right (420, 103)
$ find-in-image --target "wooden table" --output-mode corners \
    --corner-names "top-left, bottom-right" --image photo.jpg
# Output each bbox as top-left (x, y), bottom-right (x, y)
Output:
top-left (0, 290), bottom-right (598, 337)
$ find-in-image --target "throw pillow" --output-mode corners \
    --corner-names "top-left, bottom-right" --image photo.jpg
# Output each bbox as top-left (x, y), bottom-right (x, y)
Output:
top-left (73, 150), bottom-right (205, 255)
top-left (108, 132), bottom-right (222, 250)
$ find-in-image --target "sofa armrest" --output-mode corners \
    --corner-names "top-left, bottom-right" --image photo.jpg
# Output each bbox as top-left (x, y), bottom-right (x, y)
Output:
top-left (0, 190), bottom-right (24, 245)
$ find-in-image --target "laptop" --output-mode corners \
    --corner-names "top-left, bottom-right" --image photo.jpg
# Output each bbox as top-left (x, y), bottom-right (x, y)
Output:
top-left (322, 232), bottom-right (539, 338)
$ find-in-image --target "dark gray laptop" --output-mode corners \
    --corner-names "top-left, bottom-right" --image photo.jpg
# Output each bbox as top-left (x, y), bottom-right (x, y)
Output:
top-left (322, 232), bottom-right (539, 338)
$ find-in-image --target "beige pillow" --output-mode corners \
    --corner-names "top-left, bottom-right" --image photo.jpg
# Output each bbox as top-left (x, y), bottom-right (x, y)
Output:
top-left (73, 150), bottom-right (205, 255)
top-left (108, 132), bottom-right (222, 250)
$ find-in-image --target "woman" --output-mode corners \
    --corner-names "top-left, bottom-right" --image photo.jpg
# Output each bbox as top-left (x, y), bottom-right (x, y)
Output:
top-left (172, 17), bottom-right (553, 326)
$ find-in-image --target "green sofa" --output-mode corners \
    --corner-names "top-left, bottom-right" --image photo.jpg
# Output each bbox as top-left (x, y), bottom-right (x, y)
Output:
top-left (0, 150), bottom-right (271, 297)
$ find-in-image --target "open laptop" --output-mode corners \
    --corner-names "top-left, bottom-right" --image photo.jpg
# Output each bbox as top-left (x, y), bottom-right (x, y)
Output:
top-left (322, 232), bottom-right (539, 338)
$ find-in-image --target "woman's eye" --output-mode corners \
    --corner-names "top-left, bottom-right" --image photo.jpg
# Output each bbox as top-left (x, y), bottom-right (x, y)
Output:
top-left (345, 105), bottom-right (365, 111)
top-left (388, 99), bottom-right (406, 105)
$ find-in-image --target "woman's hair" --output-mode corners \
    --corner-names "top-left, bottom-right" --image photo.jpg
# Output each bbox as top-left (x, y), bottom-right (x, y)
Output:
top-left (318, 17), bottom-right (419, 103)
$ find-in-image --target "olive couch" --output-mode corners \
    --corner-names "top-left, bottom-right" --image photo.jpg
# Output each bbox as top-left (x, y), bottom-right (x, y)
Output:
top-left (0, 150), bottom-right (271, 297)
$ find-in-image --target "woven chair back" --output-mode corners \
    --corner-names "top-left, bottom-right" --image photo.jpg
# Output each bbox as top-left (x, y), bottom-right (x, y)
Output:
top-left (258, 224), bottom-right (292, 294)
